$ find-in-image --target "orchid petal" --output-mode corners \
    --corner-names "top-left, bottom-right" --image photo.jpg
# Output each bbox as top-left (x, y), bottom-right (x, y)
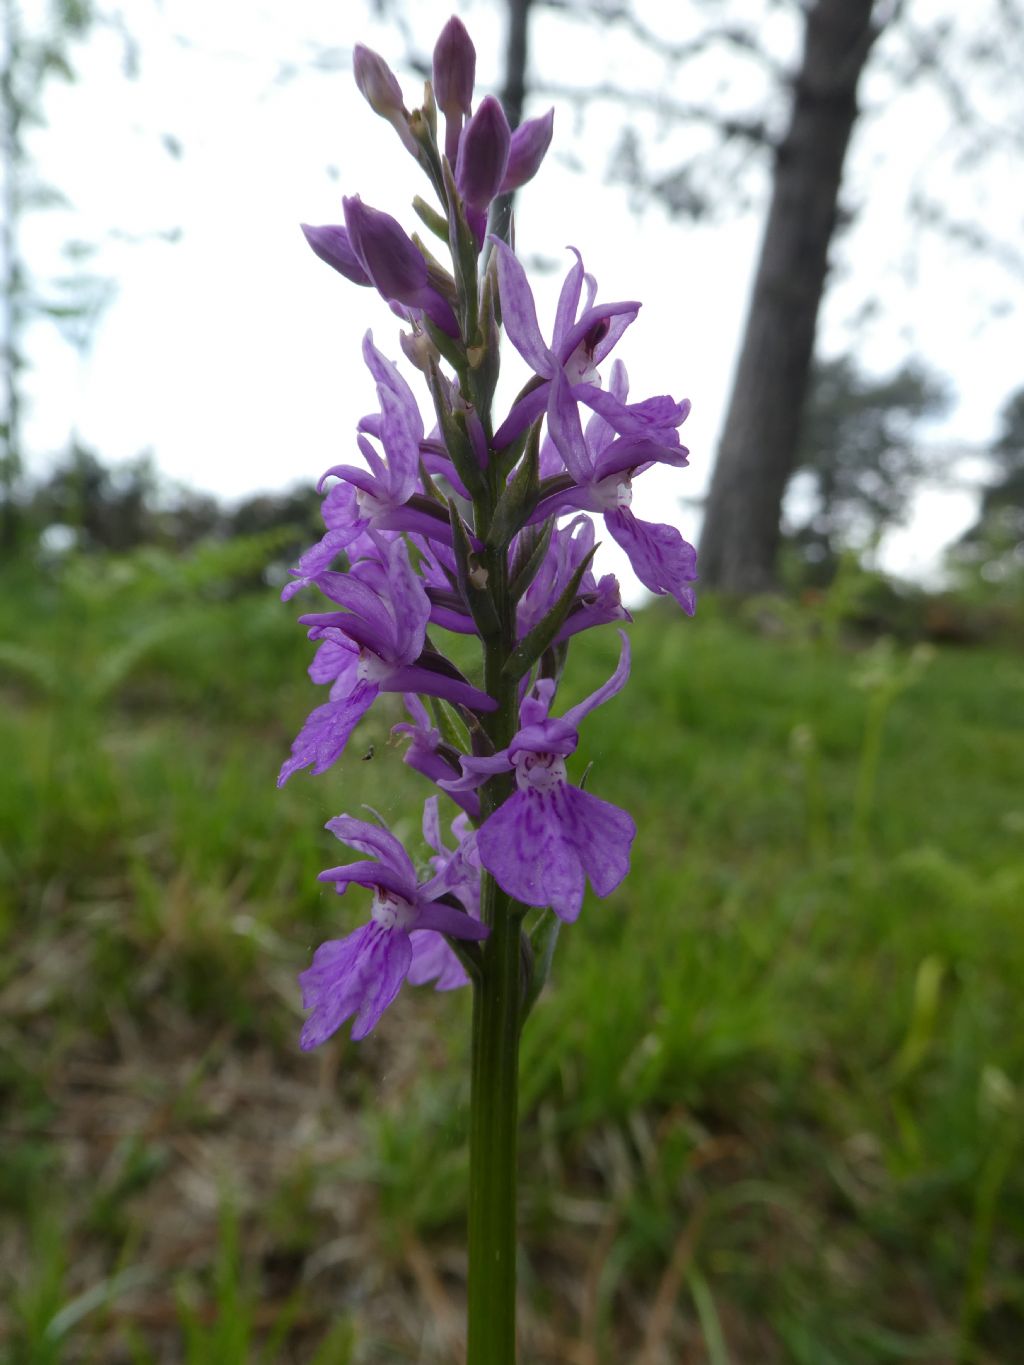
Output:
top-left (276, 680), bottom-right (379, 786)
top-left (605, 510), bottom-right (697, 615)
top-left (491, 238), bottom-right (555, 376)
top-left (324, 814), bottom-right (418, 881)
top-left (562, 630), bottom-right (631, 729)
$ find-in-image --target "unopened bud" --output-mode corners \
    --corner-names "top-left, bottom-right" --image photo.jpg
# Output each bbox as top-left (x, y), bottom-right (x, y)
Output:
top-left (501, 109), bottom-right (555, 193)
top-left (343, 196), bottom-right (428, 303)
top-left (399, 328), bottom-right (439, 373)
top-left (353, 44), bottom-right (403, 117)
top-left (432, 16), bottom-right (475, 118)
top-left (456, 95), bottom-right (511, 211)
top-left (300, 223), bottom-right (372, 286)
top-left (353, 44), bottom-right (418, 156)
top-left (343, 197), bottom-right (459, 338)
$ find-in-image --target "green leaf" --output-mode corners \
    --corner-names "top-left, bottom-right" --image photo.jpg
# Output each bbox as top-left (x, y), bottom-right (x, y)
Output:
top-left (426, 360), bottom-right (485, 498)
top-left (421, 314), bottom-right (467, 374)
top-left (441, 158), bottom-right (480, 346)
top-left (521, 908), bottom-right (561, 1023)
top-left (509, 517), bottom-right (555, 603)
top-left (487, 420), bottom-right (542, 549)
top-left (412, 195), bottom-right (449, 242)
top-left (448, 502), bottom-right (501, 638)
top-left (501, 544), bottom-right (597, 682)
top-left (428, 697), bottom-right (472, 755)
top-left (467, 254), bottom-right (501, 416)
top-left (0, 642), bottom-right (59, 696)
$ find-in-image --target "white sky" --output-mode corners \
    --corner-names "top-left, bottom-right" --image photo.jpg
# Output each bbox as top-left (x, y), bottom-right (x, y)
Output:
top-left (16, 0), bottom-right (1024, 590)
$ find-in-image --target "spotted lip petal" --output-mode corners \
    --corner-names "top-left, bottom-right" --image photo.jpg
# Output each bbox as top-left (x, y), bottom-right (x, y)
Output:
top-left (451, 634), bottom-right (636, 920)
top-left (299, 807), bottom-right (490, 1046)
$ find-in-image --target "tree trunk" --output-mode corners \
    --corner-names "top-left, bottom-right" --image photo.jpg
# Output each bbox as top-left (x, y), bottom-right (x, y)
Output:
top-left (488, 0), bottom-right (534, 247)
top-left (698, 0), bottom-right (880, 594)
top-left (501, 0), bottom-right (532, 130)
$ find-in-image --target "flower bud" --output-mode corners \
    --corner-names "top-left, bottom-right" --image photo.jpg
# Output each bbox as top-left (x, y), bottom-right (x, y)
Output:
top-left (353, 44), bottom-right (403, 117)
top-left (455, 95), bottom-right (511, 211)
top-left (399, 328), bottom-right (439, 373)
top-left (432, 16), bottom-right (475, 118)
top-left (343, 196), bottom-right (459, 337)
top-left (500, 109), bottom-right (554, 193)
top-left (353, 44), bottom-right (418, 156)
top-left (300, 223), bottom-right (372, 286)
top-left (343, 196), bottom-right (428, 302)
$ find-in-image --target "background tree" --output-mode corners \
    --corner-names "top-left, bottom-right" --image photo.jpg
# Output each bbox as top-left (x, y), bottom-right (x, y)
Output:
top-left (785, 355), bottom-right (948, 583)
top-left (697, 0), bottom-right (880, 593)
top-left (948, 386), bottom-right (1024, 592)
top-left (524, 0), bottom-right (1024, 593)
top-left (1, 0), bottom-right (101, 552)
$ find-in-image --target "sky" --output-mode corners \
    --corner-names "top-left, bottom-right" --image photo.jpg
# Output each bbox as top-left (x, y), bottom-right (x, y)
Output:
top-left (14, 0), bottom-right (1024, 591)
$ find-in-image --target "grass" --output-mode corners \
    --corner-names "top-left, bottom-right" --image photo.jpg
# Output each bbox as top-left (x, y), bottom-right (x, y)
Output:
top-left (1, 545), bottom-right (1022, 1362)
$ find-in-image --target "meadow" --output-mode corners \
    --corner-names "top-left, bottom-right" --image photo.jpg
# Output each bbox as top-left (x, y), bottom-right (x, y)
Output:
top-left (1, 538), bottom-right (1022, 1363)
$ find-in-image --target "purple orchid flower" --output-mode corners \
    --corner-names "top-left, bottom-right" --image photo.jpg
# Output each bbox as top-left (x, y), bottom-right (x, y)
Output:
top-left (282, 335), bottom-right (461, 600)
top-left (278, 537), bottom-right (495, 786)
top-left (455, 100), bottom-right (556, 244)
top-left (392, 694), bottom-right (481, 819)
top-left (491, 241), bottom-right (638, 444)
top-left (300, 224), bottom-right (372, 287)
top-left (542, 365), bottom-right (698, 614)
top-left (408, 798), bottom-right (481, 991)
top-left (300, 813), bottom-right (488, 1045)
top-left (445, 631), bottom-right (636, 922)
top-left (490, 241), bottom-right (691, 456)
top-left (516, 514), bottom-right (631, 646)
top-left (317, 334), bottom-right (455, 544)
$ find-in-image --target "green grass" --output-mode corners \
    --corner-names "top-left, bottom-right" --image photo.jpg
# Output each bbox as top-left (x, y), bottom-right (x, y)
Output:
top-left (1, 549), bottom-right (1022, 1363)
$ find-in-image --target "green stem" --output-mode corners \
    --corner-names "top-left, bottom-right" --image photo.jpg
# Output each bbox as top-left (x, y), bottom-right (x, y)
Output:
top-left (466, 540), bottom-right (522, 1363)
top-left (467, 879), bottom-right (522, 1362)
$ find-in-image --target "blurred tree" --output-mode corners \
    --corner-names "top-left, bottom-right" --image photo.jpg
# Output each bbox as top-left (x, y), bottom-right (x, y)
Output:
top-left (528, 0), bottom-right (1024, 592)
top-left (28, 443), bottom-right (158, 551)
top-left (698, 0), bottom-right (881, 593)
top-left (24, 443), bottom-right (322, 554)
top-left (785, 355), bottom-right (949, 582)
top-left (487, 0), bottom-right (535, 243)
top-left (971, 388), bottom-right (1024, 532)
top-left (1, 0), bottom-right (100, 552)
top-left (948, 387), bottom-right (1024, 592)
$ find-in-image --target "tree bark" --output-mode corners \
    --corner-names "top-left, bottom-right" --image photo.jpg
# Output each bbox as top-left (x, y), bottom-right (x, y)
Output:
top-left (501, 0), bottom-right (533, 130)
top-left (698, 0), bottom-right (881, 594)
top-left (488, 0), bottom-right (534, 247)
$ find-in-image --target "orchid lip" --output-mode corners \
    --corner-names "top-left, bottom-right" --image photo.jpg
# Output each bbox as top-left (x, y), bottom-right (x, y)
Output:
top-left (357, 648), bottom-right (392, 684)
top-left (356, 487), bottom-right (386, 520)
top-left (593, 474), bottom-right (632, 511)
top-left (514, 751), bottom-right (567, 792)
top-left (370, 888), bottom-right (417, 931)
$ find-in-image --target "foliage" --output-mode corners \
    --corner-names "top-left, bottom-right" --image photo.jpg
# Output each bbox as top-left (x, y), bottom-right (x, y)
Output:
top-left (9, 442), bottom-right (322, 558)
top-left (785, 355), bottom-right (949, 582)
top-left (948, 385), bottom-right (1024, 603)
top-left (1, 0), bottom-right (104, 547)
top-left (1, 556), bottom-right (1022, 1361)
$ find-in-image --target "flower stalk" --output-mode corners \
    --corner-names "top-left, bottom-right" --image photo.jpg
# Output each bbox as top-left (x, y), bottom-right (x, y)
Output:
top-left (466, 473), bottom-right (524, 1362)
top-left (278, 16), bottom-right (696, 1359)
